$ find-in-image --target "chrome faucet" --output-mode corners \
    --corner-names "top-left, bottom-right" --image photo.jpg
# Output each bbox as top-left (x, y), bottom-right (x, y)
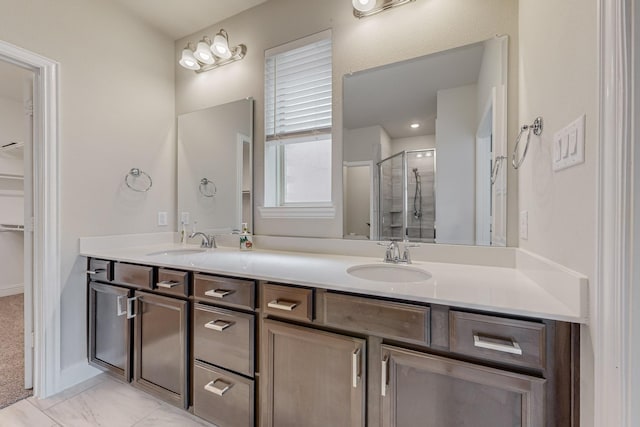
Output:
top-left (381, 240), bottom-right (418, 264)
top-left (189, 231), bottom-right (216, 248)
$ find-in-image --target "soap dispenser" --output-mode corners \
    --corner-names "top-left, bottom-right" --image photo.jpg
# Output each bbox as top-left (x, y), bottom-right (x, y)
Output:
top-left (239, 223), bottom-right (253, 251)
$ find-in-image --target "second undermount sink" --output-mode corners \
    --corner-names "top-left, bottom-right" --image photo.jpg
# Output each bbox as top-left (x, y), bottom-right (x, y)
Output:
top-left (346, 263), bottom-right (432, 283)
top-left (146, 248), bottom-right (207, 256)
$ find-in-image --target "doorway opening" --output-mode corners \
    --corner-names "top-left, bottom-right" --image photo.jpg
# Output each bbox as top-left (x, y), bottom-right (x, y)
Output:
top-left (0, 59), bottom-right (34, 408)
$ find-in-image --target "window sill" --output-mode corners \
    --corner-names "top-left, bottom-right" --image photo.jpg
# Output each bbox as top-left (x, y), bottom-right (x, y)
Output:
top-left (258, 205), bottom-right (336, 219)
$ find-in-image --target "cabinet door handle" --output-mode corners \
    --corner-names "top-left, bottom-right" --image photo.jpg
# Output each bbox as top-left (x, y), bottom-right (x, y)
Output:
top-left (157, 280), bottom-right (181, 289)
top-left (126, 296), bottom-right (138, 319)
top-left (352, 347), bottom-right (361, 388)
top-left (204, 379), bottom-right (233, 396)
top-left (267, 299), bottom-right (298, 311)
top-left (86, 268), bottom-right (105, 275)
top-left (381, 355), bottom-right (389, 397)
top-left (116, 295), bottom-right (127, 317)
top-left (473, 333), bottom-right (523, 355)
top-left (204, 320), bottom-right (234, 332)
top-left (205, 289), bottom-right (234, 298)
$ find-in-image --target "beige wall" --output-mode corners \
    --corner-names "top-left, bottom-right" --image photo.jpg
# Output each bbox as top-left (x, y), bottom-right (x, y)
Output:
top-left (175, 0), bottom-right (519, 240)
top-left (519, 1), bottom-right (598, 425)
top-left (0, 0), bottom-right (175, 379)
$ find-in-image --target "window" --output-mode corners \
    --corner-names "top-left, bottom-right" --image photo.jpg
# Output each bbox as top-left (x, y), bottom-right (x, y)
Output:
top-left (264, 31), bottom-right (332, 208)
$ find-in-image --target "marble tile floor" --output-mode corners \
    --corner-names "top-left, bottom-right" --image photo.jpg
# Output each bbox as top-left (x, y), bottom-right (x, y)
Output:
top-left (0, 374), bottom-right (216, 426)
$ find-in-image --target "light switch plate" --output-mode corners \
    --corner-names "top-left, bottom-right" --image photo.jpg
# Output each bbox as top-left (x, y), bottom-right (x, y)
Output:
top-left (519, 210), bottom-right (528, 240)
top-left (157, 211), bottom-right (168, 226)
top-left (553, 115), bottom-right (585, 171)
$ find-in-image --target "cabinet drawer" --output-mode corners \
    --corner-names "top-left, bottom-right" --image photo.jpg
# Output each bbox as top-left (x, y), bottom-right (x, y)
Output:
top-left (193, 362), bottom-right (254, 427)
top-left (194, 303), bottom-right (254, 377)
top-left (156, 268), bottom-right (189, 298)
top-left (323, 292), bottom-right (430, 345)
top-left (114, 263), bottom-right (153, 289)
top-left (449, 311), bottom-right (546, 371)
top-left (262, 283), bottom-right (313, 322)
top-left (87, 258), bottom-right (112, 282)
top-left (194, 274), bottom-right (255, 310)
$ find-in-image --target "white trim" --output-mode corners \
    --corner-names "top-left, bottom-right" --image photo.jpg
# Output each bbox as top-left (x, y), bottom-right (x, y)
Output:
top-left (0, 284), bottom-right (24, 297)
top-left (258, 205), bottom-right (336, 219)
top-left (0, 39), bottom-right (60, 399)
top-left (595, 0), bottom-right (633, 425)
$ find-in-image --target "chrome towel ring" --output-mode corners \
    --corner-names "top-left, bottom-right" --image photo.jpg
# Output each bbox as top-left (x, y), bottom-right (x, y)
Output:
top-left (491, 156), bottom-right (507, 185)
top-left (512, 117), bottom-right (543, 169)
top-left (125, 168), bottom-right (152, 192)
top-left (199, 178), bottom-right (217, 197)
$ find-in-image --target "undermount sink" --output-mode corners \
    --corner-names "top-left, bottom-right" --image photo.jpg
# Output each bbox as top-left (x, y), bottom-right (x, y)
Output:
top-left (346, 263), bottom-right (432, 283)
top-left (146, 248), bottom-right (207, 256)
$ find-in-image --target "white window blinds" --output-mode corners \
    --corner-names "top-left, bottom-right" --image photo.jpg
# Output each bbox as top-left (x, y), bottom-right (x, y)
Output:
top-left (265, 35), bottom-right (332, 140)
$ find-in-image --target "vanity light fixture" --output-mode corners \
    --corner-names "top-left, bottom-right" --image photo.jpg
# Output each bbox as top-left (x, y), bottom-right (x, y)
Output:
top-left (178, 29), bottom-right (247, 73)
top-left (352, 0), bottom-right (416, 18)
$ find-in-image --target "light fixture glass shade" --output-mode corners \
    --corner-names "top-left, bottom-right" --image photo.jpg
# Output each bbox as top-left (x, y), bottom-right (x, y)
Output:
top-left (194, 40), bottom-right (215, 65)
top-left (352, 0), bottom-right (377, 12)
top-left (179, 48), bottom-right (201, 70)
top-left (212, 31), bottom-right (232, 59)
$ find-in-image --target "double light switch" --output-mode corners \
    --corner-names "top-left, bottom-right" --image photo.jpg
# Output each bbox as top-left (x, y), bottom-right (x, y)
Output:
top-left (552, 115), bottom-right (585, 171)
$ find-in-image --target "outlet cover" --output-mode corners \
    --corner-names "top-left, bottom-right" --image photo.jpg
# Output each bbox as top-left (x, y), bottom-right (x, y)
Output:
top-left (519, 210), bottom-right (528, 240)
top-left (181, 212), bottom-right (190, 225)
top-left (553, 115), bottom-right (585, 171)
top-left (157, 211), bottom-right (168, 226)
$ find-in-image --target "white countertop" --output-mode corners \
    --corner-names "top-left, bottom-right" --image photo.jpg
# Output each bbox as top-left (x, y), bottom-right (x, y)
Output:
top-left (80, 240), bottom-right (588, 323)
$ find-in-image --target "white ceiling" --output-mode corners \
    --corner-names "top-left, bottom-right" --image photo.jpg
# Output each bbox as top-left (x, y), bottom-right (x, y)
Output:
top-left (110, 0), bottom-right (270, 40)
top-left (343, 42), bottom-right (485, 139)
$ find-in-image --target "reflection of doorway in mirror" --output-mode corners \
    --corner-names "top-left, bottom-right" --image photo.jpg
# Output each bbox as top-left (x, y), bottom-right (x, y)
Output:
top-left (343, 161), bottom-right (374, 240)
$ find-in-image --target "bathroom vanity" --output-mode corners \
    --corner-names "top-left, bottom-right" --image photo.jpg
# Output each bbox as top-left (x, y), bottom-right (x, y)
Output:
top-left (83, 241), bottom-right (584, 427)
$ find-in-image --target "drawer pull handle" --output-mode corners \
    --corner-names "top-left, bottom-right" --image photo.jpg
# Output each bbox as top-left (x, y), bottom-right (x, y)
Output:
top-left (473, 334), bottom-right (523, 355)
top-left (157, 280), bottom-right (181, 289)
top-left (204, 379), bottom-right (233, 396)
top-left (204, 320), bottom-right (234, 332)
top-left (205, 289), bottom-right (234, 298)
top-left (87, 268), bottom-right (105, 275)
top-left (381, 355), bottom-right (389, 396)
top-left (267, 299), bottom-right (298, 311)
top-left (116, 295), bottom-right (127, 316)
top-left (352, 347), bottom-right (361, 388)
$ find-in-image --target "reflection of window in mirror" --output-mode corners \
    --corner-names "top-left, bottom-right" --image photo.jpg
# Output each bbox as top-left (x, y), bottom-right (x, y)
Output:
top-left (264, 30), bottom-right (332, 207)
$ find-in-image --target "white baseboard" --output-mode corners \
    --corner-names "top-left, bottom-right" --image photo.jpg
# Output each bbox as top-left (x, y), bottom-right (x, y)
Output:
top-left (0, 284), bottom-right (23, 297)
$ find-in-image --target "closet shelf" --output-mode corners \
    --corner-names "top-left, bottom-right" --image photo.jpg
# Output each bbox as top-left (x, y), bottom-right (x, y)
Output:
top-left (0, 224), bottom-right (24, 232)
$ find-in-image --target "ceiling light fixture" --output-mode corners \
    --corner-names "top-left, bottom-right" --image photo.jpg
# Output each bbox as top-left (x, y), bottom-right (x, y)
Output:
top-left (178, 29), bottom-right (246, 73)
top-left (352, 0), bottom-right (416, 18)
top-left (410, 123), bottom-right (420, 129)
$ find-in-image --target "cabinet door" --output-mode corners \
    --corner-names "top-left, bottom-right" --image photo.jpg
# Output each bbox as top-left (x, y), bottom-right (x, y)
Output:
top-left (88, 282), bottom-right (132, 382)
top-left (380, 345), bottom-right (546, 427)
top-left (262, 319), bottom-right (366, 427)
top-left (133, 291), bottom-right (189, 409)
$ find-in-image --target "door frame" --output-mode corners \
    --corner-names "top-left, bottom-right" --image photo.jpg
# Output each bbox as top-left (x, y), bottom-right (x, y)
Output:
top-left (595, 0), bottom-right (634, 425)
top-left (0, 40), bottom-right (60, 398)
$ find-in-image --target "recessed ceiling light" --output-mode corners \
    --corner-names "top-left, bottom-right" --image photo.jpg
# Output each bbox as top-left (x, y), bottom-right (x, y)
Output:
top-left (410, 123), bottom-right (420, 129)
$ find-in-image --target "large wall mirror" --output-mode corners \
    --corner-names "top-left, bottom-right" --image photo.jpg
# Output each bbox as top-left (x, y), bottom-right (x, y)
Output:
top-left (343, 36), bottom-right (508, 246)
top-left (178, 98), bottom-right (253, 234)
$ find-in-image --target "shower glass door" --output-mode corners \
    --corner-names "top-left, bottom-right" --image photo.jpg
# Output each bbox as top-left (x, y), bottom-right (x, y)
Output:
top-left (378, 150), bottom-right (436, 242)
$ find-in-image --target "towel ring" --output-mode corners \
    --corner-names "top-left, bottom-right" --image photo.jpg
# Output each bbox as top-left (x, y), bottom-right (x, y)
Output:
top-left (199, 178), bottom-right (217, 197)
top-left (512, 117), bottom-right (543, 169)
top-left (491, 156), bottom-right (507, 185)
top-left (125, 168), bottom-right (152, 192)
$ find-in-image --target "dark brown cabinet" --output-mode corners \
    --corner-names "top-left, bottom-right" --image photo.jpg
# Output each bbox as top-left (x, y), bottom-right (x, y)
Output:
top-left (261, 319), bottom-right (366, 427)
top-left (380, 345), bottom-right (545, 427)
top-left (87, 261), bottom-right (190, 410)
top-left (132, 291), bottom-right (189, 409)
top-left (88, 281), bottom-right (132, 382)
